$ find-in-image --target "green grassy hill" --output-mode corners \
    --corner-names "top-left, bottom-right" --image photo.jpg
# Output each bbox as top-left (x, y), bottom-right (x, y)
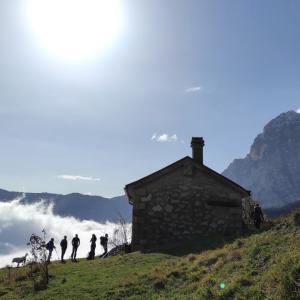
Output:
top-left (1, 213), bottom-right (300, 300)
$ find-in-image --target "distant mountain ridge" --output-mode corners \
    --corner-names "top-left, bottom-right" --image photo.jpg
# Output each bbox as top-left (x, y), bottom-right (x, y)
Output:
top-left (3, 111), bottom-right (300, 219)
top-left (0, 188), bottom-right (132, 222)
top-left (223, 111), bottom-right (300, 208)
top-left (264, 200), bottom-right (300, 218)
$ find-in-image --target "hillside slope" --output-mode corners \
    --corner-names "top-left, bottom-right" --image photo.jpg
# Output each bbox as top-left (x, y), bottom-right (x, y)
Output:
top-left (223, 111), bottom-right (300, 208)
top-left (0, 213), bottom-right (300, 299)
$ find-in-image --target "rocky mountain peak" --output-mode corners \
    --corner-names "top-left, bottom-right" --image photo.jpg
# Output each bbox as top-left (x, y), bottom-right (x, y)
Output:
top-left (223, 110), bottom-right (300, 208)
top-left (263, 110), bottom-right (300, 133)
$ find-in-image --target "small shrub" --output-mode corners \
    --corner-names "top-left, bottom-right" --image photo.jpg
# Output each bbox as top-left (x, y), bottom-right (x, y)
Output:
top-left (190, 266), bottom-right (198, 272)
top-left (203, 256), bottom-right (218, 266)
top-left (250, 245), bottom-right (260, 258)
top-left (281, 262), bottom-right (300, 300)
top-left (167, 271), bottom-right (181, 278)
top-left (219, 285), bottom-right (238, 299)
top-left (4, 265), bottom-right (12, 283)
top-left (187, 254), bottom-right (197, 262)
top-left (234, 239), bottom-right (244, 248)
top-left (202, 276), bottom-right (216, 287)
top-left (153, 280), bottom-right (165, 290)
top-left (27, 262), bottom-right (40, 277)
top-left (34, 281), bottom-right (47, 291)
top-left (293, 212), bottom-right (300, 226)
top-left (0, 291), bottom-right (8, 297)
top-left (263, 219), bottom-right (275, 230)
top-left (229, 250), bottom-right (242, 261)
top-left (214, 259), bottom-right (225, 270)
top-left (190, 273), bottom-right (200, 282)
top-left (251, 270), bottom-right (259, 276)
top-left (15, 275), bottom-right (27, 282)
top-left (197, 286), bottom-right (215, 299)
top-left (239, 278), bottom-right (252, 287)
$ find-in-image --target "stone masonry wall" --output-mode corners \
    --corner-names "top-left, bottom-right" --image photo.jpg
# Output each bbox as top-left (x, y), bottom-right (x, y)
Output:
top-left (130, 162), bottom-right (246, 250)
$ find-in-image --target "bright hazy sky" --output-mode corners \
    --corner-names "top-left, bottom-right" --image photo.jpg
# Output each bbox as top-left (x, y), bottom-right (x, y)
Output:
top-left (1, 0), bottom-right (300, 197)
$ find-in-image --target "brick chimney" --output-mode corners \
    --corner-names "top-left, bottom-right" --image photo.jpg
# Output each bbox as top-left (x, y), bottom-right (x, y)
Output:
top-left (191, 137), bottom-right (205, 164)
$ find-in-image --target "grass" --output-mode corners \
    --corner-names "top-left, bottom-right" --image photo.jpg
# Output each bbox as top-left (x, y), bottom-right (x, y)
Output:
top-left (1, 213), bottom-right (300, 300)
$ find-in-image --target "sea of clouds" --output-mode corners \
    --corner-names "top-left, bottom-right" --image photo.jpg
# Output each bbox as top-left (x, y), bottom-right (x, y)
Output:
top-left (0, 196), bottom-right (131, 268)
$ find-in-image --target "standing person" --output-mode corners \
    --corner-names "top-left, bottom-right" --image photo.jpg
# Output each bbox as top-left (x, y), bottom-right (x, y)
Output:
top-left (253, 203), bottom-right (264, 229)
top-left (60, 236), bottom-right (68, 263)
top-left (100, 234), bottom-right (108, 258)
top-left (87, 234), bottom-right (97, 260)
top-left (45, 238), bottom-right (56, 263)
top-left (71, 234), bottom-right (80, 262)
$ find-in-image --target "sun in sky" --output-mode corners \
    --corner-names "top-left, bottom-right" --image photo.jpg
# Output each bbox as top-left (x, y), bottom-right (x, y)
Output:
top-left (24, 0), bottom-right (124, 61)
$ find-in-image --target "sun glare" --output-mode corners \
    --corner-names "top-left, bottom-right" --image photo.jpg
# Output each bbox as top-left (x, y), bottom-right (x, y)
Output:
top-left (25, 0), bottom-right (123, 61)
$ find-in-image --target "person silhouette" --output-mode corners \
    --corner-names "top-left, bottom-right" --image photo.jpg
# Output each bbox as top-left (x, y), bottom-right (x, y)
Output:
top-left (60, 236), bottom-right (68, 262)
top-left (46, 238), bottom-right (56, 263)
top-left (87, 234), bottom-right (97, 260)
top-left (71, 234), bottom-right (80, 262)
top-left (100, 234), bottom-right (108, 258)
top-left (253, 204), bottom-right (264, 229)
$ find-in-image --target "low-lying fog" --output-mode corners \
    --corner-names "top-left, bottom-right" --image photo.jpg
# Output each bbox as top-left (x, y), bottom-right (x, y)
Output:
top-left (0, 197), bottom-right (131, 268)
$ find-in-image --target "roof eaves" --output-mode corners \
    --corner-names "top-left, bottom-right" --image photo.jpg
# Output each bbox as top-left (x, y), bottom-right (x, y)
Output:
top-left (200, 164), bottom-right (251, 196)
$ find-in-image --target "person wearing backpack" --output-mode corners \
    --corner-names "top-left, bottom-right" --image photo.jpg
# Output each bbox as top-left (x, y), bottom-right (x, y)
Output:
top-left (45, 238), bottom-right (56, 263)
top-left (71, 234), bottom-right (80, 262)
top-left (60, 236), bottom-right (68, 263)
top-left (100, 234), bottom-right (108, 258)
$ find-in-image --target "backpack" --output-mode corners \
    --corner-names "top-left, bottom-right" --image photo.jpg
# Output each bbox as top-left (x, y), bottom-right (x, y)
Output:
top-left (45, 242), bottom-right (50, 250)
top-left (100, 236), bottom-right (106, 245)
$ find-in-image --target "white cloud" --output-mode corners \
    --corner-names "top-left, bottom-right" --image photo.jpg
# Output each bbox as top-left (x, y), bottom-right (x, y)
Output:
top-left (151, 133), bottom-right (157, 140)
top-left (0, 198), bottom-right (131, 267)
top-left (185, 86), bottom-right (203, 93)
top-left (296, 108), bottom-right (300, 113)
top-left (82, 192), bottom-right (95, 196)
top-left (151, 133), bottom-right (178, 142)
top-left (57, 175), bottom-right (100, 182)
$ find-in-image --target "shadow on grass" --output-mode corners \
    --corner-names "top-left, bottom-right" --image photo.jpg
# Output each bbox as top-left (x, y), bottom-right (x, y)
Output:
top-left (141, 226), bottom-right (269, 257)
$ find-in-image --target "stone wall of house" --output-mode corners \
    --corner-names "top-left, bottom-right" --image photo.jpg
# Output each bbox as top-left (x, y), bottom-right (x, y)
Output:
top-left (130, 162), bottom-right (247, 251)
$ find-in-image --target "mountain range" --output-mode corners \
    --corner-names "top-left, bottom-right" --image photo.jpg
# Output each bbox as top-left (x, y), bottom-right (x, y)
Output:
top-left (0, 188), bottom-right (131, 222)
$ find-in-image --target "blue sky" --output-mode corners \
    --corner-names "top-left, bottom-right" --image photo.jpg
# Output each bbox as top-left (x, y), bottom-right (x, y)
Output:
top-left (0, 0), bottom-right (300, 197)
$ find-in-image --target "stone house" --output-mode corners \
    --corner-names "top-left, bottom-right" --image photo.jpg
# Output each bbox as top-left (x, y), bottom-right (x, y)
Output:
top-left (124, 137), bottom-right (251, 251)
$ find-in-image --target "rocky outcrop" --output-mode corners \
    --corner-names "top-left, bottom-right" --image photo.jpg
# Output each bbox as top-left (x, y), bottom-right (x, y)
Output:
top-left (223, 111), bottom-right (300, 208)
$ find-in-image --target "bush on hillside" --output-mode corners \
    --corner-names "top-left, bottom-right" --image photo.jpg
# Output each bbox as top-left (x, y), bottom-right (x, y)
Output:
top-left (281, 261), bottom-right (300, 300)
top-left (293, 212), bottom-right (300, 226)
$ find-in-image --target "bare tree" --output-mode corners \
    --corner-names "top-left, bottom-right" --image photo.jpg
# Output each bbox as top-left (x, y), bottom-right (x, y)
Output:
top-left (27, 229), bottom-right (49, 290)
top-left (104, 212), bottom-right (132, 257)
